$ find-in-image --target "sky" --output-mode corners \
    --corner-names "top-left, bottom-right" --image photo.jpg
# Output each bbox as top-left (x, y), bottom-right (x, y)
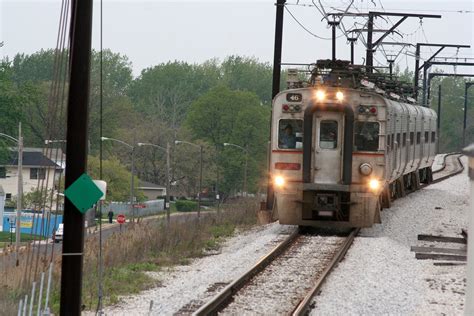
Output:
top-left (1, 0), bottom-right (473, 77)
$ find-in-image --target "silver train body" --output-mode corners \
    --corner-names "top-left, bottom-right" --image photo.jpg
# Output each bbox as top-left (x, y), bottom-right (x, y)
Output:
top-left (271, 86), bottom-right (437, 227)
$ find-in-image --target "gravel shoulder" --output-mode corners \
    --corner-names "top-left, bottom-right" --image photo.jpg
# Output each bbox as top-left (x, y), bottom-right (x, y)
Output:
top-left (311, 157), bottom-right (470, 315)
top-left (98, 222), bottom-right (296, 315)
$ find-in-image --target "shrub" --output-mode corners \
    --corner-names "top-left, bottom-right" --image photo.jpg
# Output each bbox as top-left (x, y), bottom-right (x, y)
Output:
top-left (176, 200), bottom-right (198, 212)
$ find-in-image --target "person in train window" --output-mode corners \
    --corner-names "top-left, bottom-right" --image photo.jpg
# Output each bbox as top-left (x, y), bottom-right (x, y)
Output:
top-left (279, 124), bottom-right (296, 149)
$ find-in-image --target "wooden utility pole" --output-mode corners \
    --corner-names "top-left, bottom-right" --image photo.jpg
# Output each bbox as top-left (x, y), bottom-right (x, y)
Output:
top-left (59, 0), bottom-right (93, 314)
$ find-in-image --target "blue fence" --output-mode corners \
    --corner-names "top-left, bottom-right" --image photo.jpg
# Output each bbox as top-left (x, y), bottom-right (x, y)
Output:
top-left (2, 212), bottom-right (63, 237)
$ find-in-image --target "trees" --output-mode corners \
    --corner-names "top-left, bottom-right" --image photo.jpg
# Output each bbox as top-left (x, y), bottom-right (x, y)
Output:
top-left (87, 156), bottom-right (144, 202)
top-left (184, 86), bottom-right (269, 195)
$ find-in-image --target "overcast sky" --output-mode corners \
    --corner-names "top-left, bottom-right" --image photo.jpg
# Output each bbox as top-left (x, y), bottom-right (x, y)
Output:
top-left (1, 0), bottom-right (473, 77)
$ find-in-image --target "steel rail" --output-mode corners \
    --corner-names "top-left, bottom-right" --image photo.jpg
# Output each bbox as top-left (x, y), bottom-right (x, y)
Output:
top-left (291, 228), bottom-right (360, 316)
top-left (193, 228), bottom-right (300, 316)
top-left (431, 153), bottom-right (464, 183)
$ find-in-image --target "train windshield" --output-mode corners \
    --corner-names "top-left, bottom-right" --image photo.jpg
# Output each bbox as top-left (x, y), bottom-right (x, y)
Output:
top-left (354, 121), bottom-right (379, 151)
top-left (278, 119), bottom-right (303, 149)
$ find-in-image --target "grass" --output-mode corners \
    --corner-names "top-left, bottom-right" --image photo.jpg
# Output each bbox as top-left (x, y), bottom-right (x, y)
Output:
top-left (0, 232), bottom-right (45, 242)
top-left (1, 198), bottom-right (261, 314)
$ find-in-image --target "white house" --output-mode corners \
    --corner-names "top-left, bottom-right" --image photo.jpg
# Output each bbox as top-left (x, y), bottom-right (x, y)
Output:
top-left (138, 180), bottom-right (166, 201)
top-left (0, 148), bottom-right (62, 208)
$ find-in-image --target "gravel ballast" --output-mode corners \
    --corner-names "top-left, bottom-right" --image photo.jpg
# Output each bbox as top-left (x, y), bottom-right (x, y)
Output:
top-left (98, 223), bottom-right (295, 315)
top-left (311, 157), bottom-right (470, 315)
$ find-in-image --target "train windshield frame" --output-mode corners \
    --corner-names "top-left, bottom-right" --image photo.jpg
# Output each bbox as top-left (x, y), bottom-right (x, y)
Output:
top-left (354, 121), bottom-right (380, 152)
top-left (278, 119), bottom-right (303, 150)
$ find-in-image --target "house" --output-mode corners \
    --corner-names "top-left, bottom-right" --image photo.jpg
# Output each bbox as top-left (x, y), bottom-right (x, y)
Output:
top-left (137, 180), bottom-right (166, 201)
top-left (0, 148), bottom-right (62, 207)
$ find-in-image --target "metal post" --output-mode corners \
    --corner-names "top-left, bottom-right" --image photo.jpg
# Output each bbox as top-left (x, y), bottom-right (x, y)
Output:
top-left (166, 142), bottom-right (171, 223)
top-left (59, 0), bottom-right (93, 313)
top-left (18, 299), bottom-right (23, 316)
top-left (23, 295), bottom-right (28, 316)
top-left (198, 146), bottom-right (203, 217)
top-left (329, 21), bottom-right (338, 61)
top-left (366, 13), bottom-right (374, 73)
top-left (44, 262), bottom-right (53, 314)
top-left (15, 122), bottom-right (23, 266)
top-left (414, 43), bottom-right (420, 100)
top-left (348, 38), bottom-right (356, 65)
top-left (130, 147), bottom-right (135, 221)
top-left (422, 63), bottom-right (429, 107)
top-left (243, 150), bottom-right (248, 197)
top-left (37, 272), bottom-right (45, 316)
top-left (437, 85), bottom-right (441, 153)
top-left (268, 0), bottom-right (286, 211)
top-left (463, 83), bottom-right (471, 147)
top-left (28, 281), bottom-right (36, 316)
top-left (388, 61), bottom-right (393, 79)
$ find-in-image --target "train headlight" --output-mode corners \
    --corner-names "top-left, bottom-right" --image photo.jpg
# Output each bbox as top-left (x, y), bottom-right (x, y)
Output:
top-left (368, 179), bottom-right (380, 191)
top-left (275, 176), bottom-right (285, 187)
top-left (315, 90), bottom-right (326, 102)
top-left (359, 163), bottom-right (373, 176)
top-left (336, 91), bottom-right (344, 101)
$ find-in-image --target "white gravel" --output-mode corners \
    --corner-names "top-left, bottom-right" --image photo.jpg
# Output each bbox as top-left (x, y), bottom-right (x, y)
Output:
top-left (221, 235), bottom-right (344, 315)
top-left (97, 222), bottom-right (296, 315)
top-left (311, 156), bottom-right (470, 315)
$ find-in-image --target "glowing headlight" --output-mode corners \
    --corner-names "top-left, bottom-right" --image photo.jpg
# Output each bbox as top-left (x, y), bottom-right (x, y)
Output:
top-left (336, 91), bottom-right (344, 101)
top-left (368, 179), bottom-right (380, 191)
top-left (315, 90), bottom-right (326, 102)
top-left (275, 176), bottom-right (285, 187)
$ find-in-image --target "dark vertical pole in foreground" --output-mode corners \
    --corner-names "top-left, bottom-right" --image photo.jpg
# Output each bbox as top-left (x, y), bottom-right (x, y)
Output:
top-left (267, 0), bottom-right (285, 210)
top-left (414, 44), bottom-right (420, 100)
top-left (60, 0), bottom-right (93, 315)
top-left (348, 38), bottom-right (356, 65)
top-left (366, 13), bottom-right (374, 73)
top-left (329, 22), bottom-right (338, 62)
top-left (437, 85), bottom-right (441, 153)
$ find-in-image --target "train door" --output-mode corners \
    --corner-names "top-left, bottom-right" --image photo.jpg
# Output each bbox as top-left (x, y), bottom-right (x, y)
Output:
top-left (313, 112), bottom-right (342, 183)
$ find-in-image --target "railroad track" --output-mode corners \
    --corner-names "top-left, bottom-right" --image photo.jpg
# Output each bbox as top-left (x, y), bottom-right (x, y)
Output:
top-left (431, 152), bottom-right (464, 183)
top-left (193, 228), bottom-right (359, 316)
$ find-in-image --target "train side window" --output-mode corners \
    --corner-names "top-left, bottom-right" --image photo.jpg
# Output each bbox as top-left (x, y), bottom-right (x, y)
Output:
top-left (354, 121), bottom-right (379, 152)
top-left (396, 133), bottom-right (401, 146)
top-left (402, 133), bottom-right (407, 147)
top-left (410, 132), bottom-right (414, 145)
top-left (431, 131), bottom-right (436, 143)
top-left (319, 121), bottom-right (338, 149)
top-left (416, 132), bottom-right (421, 144)
top-left (278, 119), bottom-right (303, 149)
top-left (424, 131), bottom-right (429, 143)
top-left (387, 135), bottom-right (391, 150)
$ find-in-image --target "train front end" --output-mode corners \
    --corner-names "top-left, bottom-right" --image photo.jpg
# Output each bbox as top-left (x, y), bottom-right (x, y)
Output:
top-left (271, 86), bottom-right (387, 228)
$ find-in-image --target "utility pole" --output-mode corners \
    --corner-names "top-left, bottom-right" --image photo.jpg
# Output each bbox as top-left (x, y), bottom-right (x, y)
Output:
top-left (463, 82), bottom-right (474, 147)
top-left (198, 146), bottom-right (203, 216)
top-left (60, 0), bottom-right (93, 314)
top-left (15, 122), bottom-right (23, 266)
top-left (437, 85), bottom-right (441, 153)
top-left (268, 0), bottom-right (286, 211)
top-left (166, 142), bottom-right (171, 223)
top-left (130, 146), bottom-right (135, 221)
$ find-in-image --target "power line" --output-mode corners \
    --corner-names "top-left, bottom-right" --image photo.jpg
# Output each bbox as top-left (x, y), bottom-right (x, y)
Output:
top-left (284, 6), bottom-right (344, 40)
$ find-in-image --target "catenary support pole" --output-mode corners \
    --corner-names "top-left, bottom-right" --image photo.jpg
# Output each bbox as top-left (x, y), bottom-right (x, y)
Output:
top-left (59, 0), bottom-right (93, 314)
top-left (437, 85), bottom-right (441, 153)
top-left (15, 122), bottom-right (23, 266)
top-left (366, 13), bottom-right (374, 73)
top-left (166, 142), bottom-right (171, 223)
top-left (268, 0), bottom-right (286, 210)
top-left (130, 146), bottom-right (135, 221)
top-left (198, 146), bottom-right (203, 217)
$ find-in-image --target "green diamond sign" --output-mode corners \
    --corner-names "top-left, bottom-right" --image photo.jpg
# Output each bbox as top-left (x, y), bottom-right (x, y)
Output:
top-left (64, 173), bottom-right (104, 214)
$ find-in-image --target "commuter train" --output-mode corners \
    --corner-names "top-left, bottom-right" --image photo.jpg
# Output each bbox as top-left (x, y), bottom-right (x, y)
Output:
top-left (270, 60), bottom-right (437, 227)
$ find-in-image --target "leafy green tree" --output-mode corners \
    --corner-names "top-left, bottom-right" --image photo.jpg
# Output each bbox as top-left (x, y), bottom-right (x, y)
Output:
top-left (87, 155), bottom-right (144, 202)
top-left (184, 86), bottom-right (269, 195)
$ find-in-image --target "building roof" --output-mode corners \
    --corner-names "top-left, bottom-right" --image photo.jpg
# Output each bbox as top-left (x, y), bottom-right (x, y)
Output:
top-left (0, 150), bottom-right (58, 168)
top-left (138, 180), bottom-right (166, 190)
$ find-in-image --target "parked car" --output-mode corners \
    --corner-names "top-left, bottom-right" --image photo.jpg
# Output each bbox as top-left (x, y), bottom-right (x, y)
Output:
top-left (54, 224), bottom-right (64, 243)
